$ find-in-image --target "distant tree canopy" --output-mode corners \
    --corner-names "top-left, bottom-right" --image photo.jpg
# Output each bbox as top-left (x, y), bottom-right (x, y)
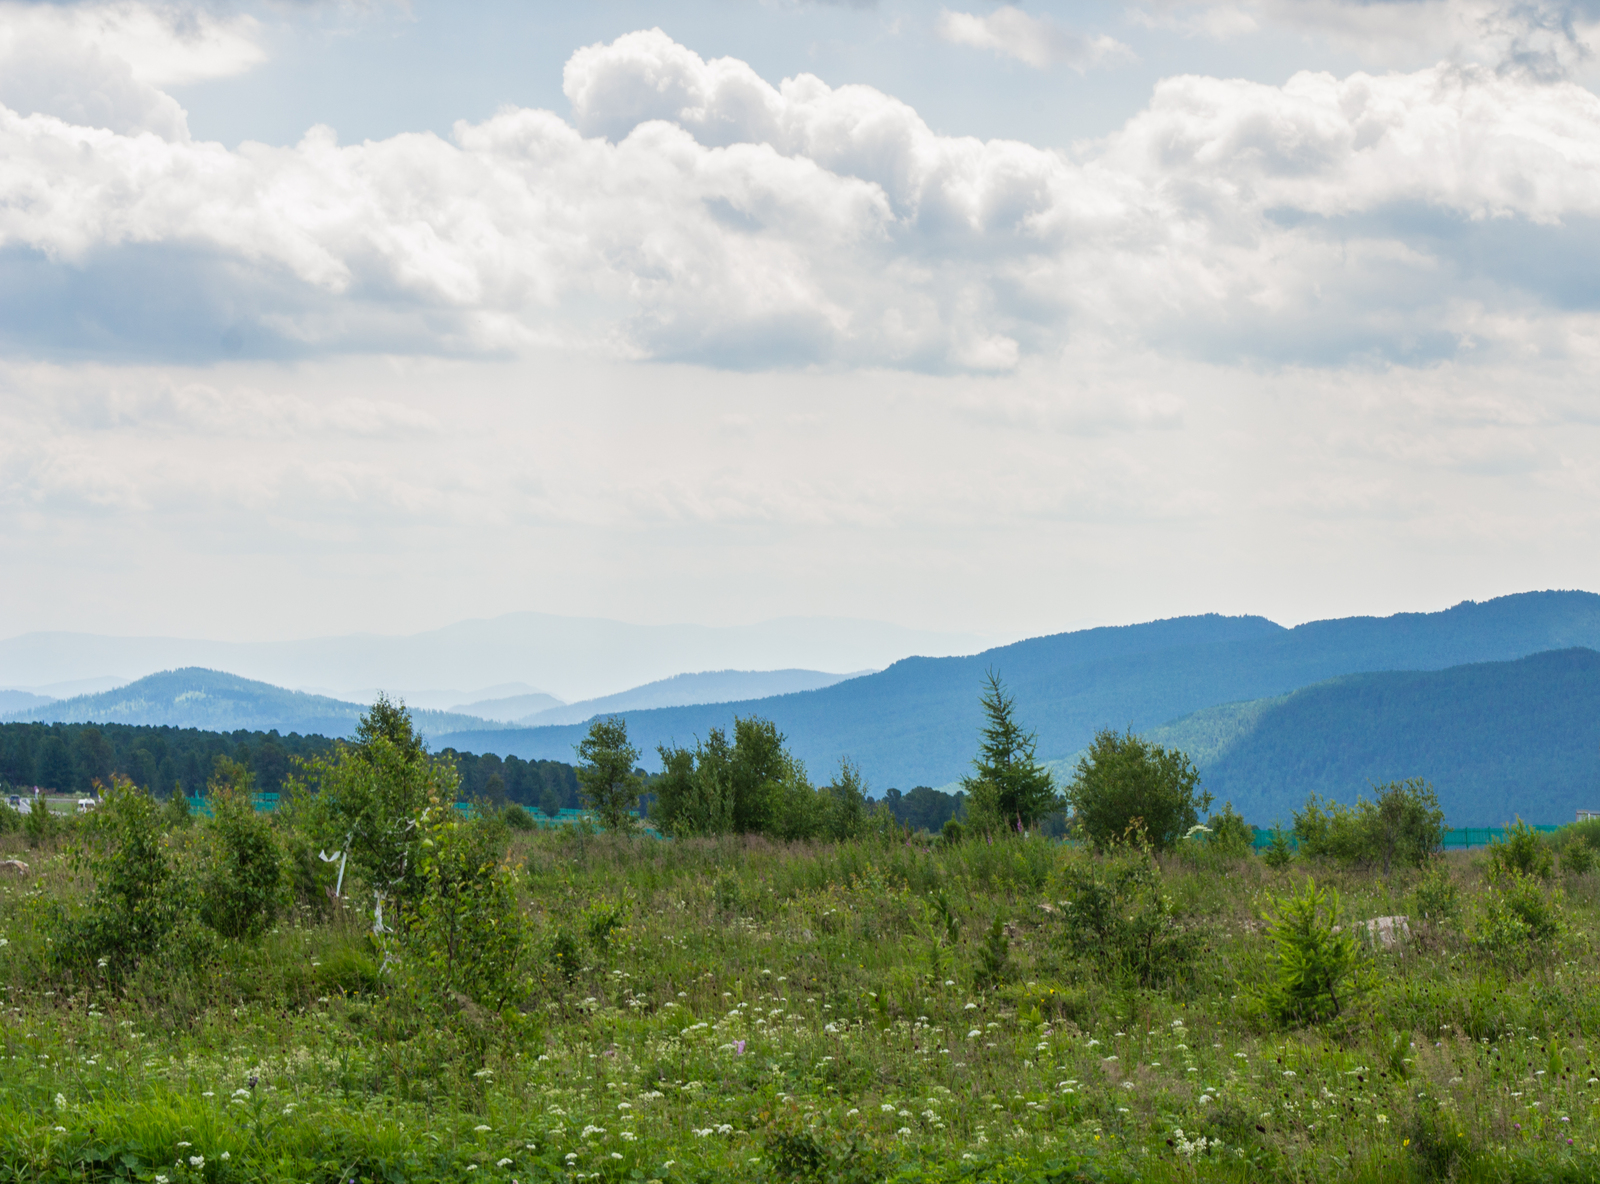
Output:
top-left (0, 719), bottom-right (581, 810)
top-left (878, 785), bottom-right (966, 833)
top-left (653, 715), bottom-right (874, 842)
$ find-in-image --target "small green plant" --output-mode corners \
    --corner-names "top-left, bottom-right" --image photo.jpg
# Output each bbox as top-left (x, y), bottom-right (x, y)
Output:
top-left (23, 797), bottom-right (60, 848)
top-left (1485, 819), bottom-right (1553, 881)
top-left (939, 818), bottom-right (964, 846)
top-left (1412, 861), bottom-right (1459, 924)
top-left (974, 916), bottom-right (1011, 990)
top-left (546, 927), bottom-right (582, 982)
top-left (163, 787), bottom-right (193, 830)
top-left (1258, 876), bottom-right (1363, 1023)
top-left (1205, 801), bottom-right (1254, 857)
top-left (1262, 825), bottom-right (1295, 869)
top-left (502, 803), bottom-right (535, 831)
top-left (583, 899), bottom-right (628, 953)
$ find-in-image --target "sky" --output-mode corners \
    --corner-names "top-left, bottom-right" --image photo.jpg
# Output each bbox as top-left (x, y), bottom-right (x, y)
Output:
top-left (4, 0), bottom-right (1600, 647)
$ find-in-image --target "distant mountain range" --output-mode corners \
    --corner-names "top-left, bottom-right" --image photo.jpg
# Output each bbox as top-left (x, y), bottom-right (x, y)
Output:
top-left (514, 668), bottom-right (870, 726)
top-left (433, 591), bottom-right (1600, 823)
top-left (0, 668), bottom-right (499, 740)
top-left (0, 613), bottom-right (988, 703)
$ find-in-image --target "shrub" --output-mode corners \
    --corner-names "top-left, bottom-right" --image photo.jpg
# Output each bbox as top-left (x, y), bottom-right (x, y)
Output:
top-left (1054, 847), bottom-right (1199, 988)
top-left (1262, 826), bottom-right (1295, 869)
top-left (1412, 862), bottom-right (1459, 925)
top-left (503, 803), bottom-right (535, 831)
top-left (58, 778), bottom-right (182, 978)
top-left (1485, 819), bottom-right (1553, 881)
top-left (1205, 802), bottom-right (1254, 858)
top-left (1258, 876), bottom-right (1363, 1023)
top-left (1293, 780), bottom-right (1444, 872)
top-left (197, 759), bottom-right (288, 941)
top-left (1471, 871), bottom-right (1564, 967)
top-left (1066, 729), bottom-right (1211, 852)
top-left (23, 797), bottom-right (60, 847)
top-left (940, 818), bottom-right (964, 846)
top-left (163, 788), bottom-right (193, 830)
top-left (1562, 838), bottom-right (1595, 876)
top-left (404, 814), bottom-right (527, 1009)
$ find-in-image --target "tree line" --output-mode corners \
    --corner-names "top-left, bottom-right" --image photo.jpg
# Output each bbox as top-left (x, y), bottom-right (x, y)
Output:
top-left (0, 721), bottom-right (582, 813)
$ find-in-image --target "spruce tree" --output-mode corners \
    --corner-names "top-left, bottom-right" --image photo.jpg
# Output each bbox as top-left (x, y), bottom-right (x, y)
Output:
top-left (961, 671), bottom-right (1061, 833)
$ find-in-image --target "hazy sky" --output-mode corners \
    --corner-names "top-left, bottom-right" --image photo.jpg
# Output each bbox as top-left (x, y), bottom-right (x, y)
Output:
top-left (4, 0), bottom-right (1600, 644)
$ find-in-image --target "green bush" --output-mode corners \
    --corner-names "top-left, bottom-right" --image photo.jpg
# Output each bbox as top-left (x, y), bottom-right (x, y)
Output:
top-left (1066, 729), bottom-right (1211, 852)
top-left (1412, 862), bottom-right (1459, 924)
top-left (1205, 801), bottom-right (1254, 857)
top-left (1054, 847), bottom-right (1199, 988)
top-left (503, 803), bottom-right (535, 831)
top-left (1293, 779), bottom-right (1444, 872)
top-left (1258, 876), bottom-right (1363, 1023)
top-left (23, 797), bottom-right (60, 847)
top-left (1471, 871), bottom-right (1564, 967)
top-left (1262, 826), bottom-right (1295, 869)
top-left (57, 778), bottom-right (183, 978)
top-left (197, 760), bottom-right (288, 941)
top-left (1485, 819), bottom-right (1553, 882)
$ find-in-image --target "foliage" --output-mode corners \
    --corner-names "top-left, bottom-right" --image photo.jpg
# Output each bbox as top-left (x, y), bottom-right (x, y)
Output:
top-left (502, 803), bottom-right (535, 831)
top-left (575, 716), bottom-right (644, 833)
top-left (1262, 825), bottom-right (1295, 869)
top-left (56, 777), bottom-right (181, 978)
top-left (973, 916), bottom-right (1011, 990)
top-left (196, 757), bottom-right (287, 941)
top-left (1204, 801), bottom-right (1254, 857)
top-left (1561, 837), bottom-right (1595, 876)
top-left (1053, 844), bottom-right (1199, 988)
top-left (1259, 876), bottom-right (1363, 1023)
top-left (284, 702), bottom-right (457, 915)
top-left (1412, 862), bottom-right (1459, 925)
top-left (1471, 870), bottom-right (1564, 967)
top-left (654, 716), bottom-right (854, 841)
top-left (1485, 818), bottom-right (1554, 881)
top-left (960, 671), bottom-right (1061, 834)
top-left (1067, 728), bottom-right (1211, 851)
top-left (403, 813), bottom-right (526, 1010)
top-left (878, 785), bottom-right (965, 833)
top-left (1292, 779), bottom-right (1445, 872)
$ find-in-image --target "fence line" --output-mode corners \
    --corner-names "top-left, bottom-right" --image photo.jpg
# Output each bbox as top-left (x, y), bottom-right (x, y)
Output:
top-left (1250, 824), bottom-right (1563, 851)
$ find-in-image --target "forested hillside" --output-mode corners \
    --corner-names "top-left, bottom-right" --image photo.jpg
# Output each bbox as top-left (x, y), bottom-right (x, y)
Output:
top-left (1152, 647), bottom-right (1600, 826)
top-left (1, 667), bottom-right (497, 739)
top-left (0, 719), bottom-right (581, 809)
top-left (439, 590), bottom-right (1600, 789)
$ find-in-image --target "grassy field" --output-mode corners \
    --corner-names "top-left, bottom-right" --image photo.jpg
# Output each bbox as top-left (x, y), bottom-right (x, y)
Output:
top-left (2, 818), bottom-right (1599, 1184)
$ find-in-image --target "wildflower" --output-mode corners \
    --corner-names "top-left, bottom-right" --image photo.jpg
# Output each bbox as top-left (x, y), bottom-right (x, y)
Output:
top-left (967, 1029), bottom-right (981, 1038)
top-left (964, 1002), bottom-right (978, 1010)
top-left (581, 1126), bottom-right (606, 1138)
top-left (1376, 1115), bottom-right (1389, 1125)
top-left (155, 1178), bottom-right (168, 1184)
top-left (475, 1124), bottom-right (492, 1132)
top-left (735, 1040), bottom-right (746, 1055)
top-left (497, 1160), bottom-right (513, 1168)
top-left (897, 1127), bottom-right (912, 1137)
top-left (881, 1103), bottom-right (897, 1112)
top-left (53, 1093), bottom-right (65, 1109)
top-left (220, 1152), bottom-right (230, 1160)
top-left (189, 1156), bottom-right (205, 1169)
top-left (618, 1103), bottom-right (631, 1111)
top-left (611, 1153), bottom-right (624, 1160)
top-left (466, 1165), bottom-right (478, 1172)
top-left (621, 1133), bottom-right (637, 1142)
top-left (565, 1153), bottom-right (579, 1162)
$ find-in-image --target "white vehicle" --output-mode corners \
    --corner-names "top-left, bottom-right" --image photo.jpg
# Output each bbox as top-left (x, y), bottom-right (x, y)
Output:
top-left (76, 798), bottom-right (97, 814)
top-left (6, 795), bottom-right (28, 815)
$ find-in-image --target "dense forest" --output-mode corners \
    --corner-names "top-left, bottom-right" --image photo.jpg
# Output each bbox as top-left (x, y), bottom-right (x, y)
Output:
top-left (0, 720), bottom-right (582, 812)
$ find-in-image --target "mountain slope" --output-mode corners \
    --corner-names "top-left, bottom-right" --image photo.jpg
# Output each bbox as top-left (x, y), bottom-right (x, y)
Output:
top-left (0, 668), bottom-right (497, 740)
top-left (518, 668), bottom-right (869, 726)
top-left (1146, 648), bottom-right (1600, 826)
top-left (434, 591), bottom-right (1600, 792)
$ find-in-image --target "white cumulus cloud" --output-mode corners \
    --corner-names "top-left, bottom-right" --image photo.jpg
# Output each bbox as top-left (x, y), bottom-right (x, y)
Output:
top-left (2, 22), bottom-right (1600, 372)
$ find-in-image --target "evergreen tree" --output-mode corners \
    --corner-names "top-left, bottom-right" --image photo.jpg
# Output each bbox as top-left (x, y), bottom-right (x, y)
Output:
top-left (961, 671), bottom-right (1061, 833)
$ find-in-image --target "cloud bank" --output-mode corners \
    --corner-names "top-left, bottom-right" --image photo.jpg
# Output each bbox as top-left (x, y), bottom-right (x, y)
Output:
top-left (0, 13), bottom-right (1597, 371)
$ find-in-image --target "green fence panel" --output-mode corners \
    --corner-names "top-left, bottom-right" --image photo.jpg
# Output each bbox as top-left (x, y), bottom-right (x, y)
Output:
top-left (1252, 824), bottom-right (1563, 851)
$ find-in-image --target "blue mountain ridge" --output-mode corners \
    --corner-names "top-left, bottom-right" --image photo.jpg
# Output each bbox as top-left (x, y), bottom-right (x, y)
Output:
top-left (433, 591), bottom-right (1600, 806)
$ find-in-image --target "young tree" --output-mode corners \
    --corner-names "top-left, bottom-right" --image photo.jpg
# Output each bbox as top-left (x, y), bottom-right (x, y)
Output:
top-left (576, 716), bottom-right (643, 832)
top-left (961, 671), bottom-right (1061, 833)
top-left (1067, 728), bottom-right (1211, 852)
